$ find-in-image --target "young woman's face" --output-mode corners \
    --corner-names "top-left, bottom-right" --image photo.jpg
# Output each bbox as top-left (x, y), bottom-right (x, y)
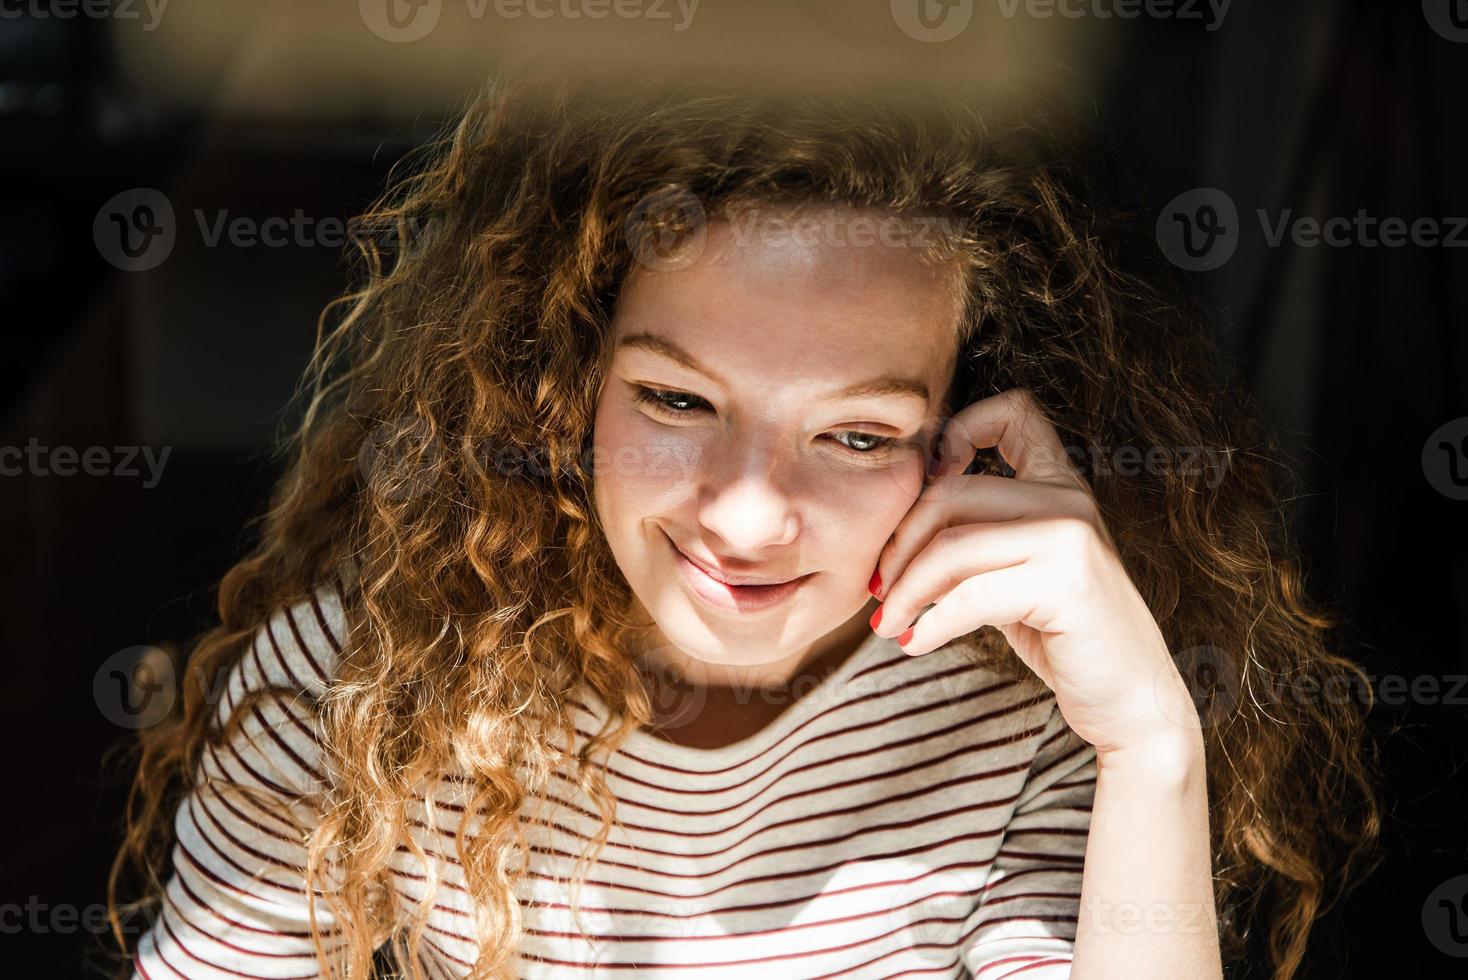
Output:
top-left (593, 208), bottom-right (962, 668)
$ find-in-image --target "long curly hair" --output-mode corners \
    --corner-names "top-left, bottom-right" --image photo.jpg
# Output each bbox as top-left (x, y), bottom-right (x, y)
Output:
top-left (107, 74), bottom-right (1380, 980)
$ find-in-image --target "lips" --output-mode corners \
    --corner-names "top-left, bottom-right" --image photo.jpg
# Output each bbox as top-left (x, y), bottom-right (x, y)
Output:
top-left (662, 530), bottom-right (811, 613)
top-left (676, 546), bottom-right (799, 587)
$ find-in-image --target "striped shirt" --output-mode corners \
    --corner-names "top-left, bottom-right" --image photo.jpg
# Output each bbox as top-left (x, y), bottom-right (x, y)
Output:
top-left (133, 577), bottom-right (1096, 979)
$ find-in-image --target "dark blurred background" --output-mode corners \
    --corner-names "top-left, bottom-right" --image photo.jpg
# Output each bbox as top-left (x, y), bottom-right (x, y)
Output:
top-left (2, 1), bottom-right (1465, 977)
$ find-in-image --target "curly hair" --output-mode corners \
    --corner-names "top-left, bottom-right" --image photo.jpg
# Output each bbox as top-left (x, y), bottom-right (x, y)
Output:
top-left (107, 73), bottom-right (1380, 980)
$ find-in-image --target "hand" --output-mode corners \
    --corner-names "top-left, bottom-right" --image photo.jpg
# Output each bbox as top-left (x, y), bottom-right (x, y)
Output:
top-left (868, 387), bottom-right (1202, 759)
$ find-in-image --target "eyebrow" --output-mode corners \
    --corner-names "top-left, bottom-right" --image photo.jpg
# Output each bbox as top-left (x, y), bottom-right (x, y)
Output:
top-left (615, 331), bottom-right (932, 404)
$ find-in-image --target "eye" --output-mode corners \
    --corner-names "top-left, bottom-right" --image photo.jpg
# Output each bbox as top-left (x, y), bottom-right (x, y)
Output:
top-left (629, 383), bottom-right (897, 457)
top-left (829, 430), bottom-right (897, 454)
top-left (631, 385), bottom-right (712, 415)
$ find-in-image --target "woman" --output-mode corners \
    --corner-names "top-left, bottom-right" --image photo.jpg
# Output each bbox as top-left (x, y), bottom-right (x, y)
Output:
top-left (109, 76), bottom-right (1379, 979)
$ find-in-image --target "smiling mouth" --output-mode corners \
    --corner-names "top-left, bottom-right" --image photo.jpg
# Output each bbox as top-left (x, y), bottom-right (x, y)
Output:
top-left (677, 546), bottom-right (799, 587)
top-left (662, 530), bottom-right (812, 612)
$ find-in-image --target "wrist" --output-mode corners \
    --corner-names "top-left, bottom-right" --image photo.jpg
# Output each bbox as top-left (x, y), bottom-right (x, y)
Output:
top-left (1096, 727), bottom-right (1207, 789)
top-left (1094, 660), bottom-right (1209, 773)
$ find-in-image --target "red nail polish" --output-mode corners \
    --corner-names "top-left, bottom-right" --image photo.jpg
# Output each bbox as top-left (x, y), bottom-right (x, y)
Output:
top-left (868, 569), bottom-right (882, 597)
top-left (869, 605), bottom-right (883, 631)
top-left (897, 627), bottom-right (914, 647)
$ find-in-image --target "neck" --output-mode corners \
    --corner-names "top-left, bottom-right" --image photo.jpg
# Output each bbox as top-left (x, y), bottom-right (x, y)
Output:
top-left (631, 598), bottom-right (878, 696)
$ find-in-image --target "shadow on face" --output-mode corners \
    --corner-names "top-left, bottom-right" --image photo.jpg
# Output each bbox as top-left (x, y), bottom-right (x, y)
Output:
top-left (593, 203), bottom-right (964, 671)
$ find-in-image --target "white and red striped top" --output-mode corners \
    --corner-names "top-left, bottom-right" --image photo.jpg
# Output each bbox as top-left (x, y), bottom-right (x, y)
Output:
top-left (133, 576), bottom-right (1096, 979)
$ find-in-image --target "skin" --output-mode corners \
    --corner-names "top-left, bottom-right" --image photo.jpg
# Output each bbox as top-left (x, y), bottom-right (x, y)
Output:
top-left (591, 205), bottom-right (1223, 978)
top-left (592, 207), bottom-right (959, 692)
top-left (872, 389), bottom-right (1223, 978)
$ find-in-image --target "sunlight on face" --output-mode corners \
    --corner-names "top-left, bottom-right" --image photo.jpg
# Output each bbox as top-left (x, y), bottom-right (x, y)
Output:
top-left (592, 205), bottom-right (963, 669)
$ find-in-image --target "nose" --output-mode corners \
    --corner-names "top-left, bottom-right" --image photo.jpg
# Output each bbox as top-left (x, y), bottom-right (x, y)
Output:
top-left (696, 436), bottom-right (801, 556)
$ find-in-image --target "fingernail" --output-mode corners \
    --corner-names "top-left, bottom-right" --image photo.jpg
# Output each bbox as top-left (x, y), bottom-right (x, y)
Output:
top-left (868, 569), bottom-right (882, 597)
top-left (897, 627), bottom-right (914, 647)
top-left (869, 605), bottom-right (883, 631)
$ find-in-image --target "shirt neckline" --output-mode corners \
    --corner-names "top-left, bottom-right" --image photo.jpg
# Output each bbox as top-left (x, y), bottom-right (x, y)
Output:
top-left (583, 628), bottom-right (897, 772)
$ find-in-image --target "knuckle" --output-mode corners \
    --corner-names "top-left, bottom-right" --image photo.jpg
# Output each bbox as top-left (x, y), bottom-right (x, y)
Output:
top-left (1003, 387), bottom-right (1037, 412)
top-left (920, 473), bottom-right (959, 498)
top-left (1048, 514), bottom-right (1098, 554)
top-left (950, 574), bottom-right (985, 609)
top-left (1059, 485), bottom-right (1098, 519)
top-left (1051, 528), bottom-right (1101, 596)
top-left (1049, 551), bottom-right (1090, 599)
top-left (929, 523), bottom-right (965, 557)
top-left (927, 528), bottom-right (963, 551)
top-left (884, 516), bottom-right (924, 564)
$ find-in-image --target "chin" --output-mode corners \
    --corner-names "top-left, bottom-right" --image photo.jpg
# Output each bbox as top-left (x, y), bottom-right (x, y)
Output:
top-left (658, 612), bottom-right (801, 667)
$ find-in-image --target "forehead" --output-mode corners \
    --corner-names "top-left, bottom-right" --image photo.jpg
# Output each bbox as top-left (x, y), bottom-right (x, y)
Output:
top-left (611, 207), bottom-right (962, 391)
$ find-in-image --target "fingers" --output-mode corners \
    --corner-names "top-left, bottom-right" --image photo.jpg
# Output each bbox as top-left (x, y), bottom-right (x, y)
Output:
top-left (873, 475), bottom-right (1094, 602)
top-left (873, 516), bottom-right (1085, 643)
top-left (862, 387), bottom-right (1106, 656)
top-left (893, 564), bottom-right (1041, 656)
top-left (931, 388), bottom-right (1087, 490)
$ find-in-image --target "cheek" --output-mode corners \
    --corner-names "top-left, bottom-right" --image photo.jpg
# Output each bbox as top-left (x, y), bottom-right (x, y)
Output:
top-left (591, 400), bottom-right (703, 522)
top-left (800, 452), bottom-right (926, 561)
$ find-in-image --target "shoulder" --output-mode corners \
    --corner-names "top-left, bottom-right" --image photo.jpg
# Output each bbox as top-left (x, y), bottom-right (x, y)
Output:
top-left (253, 575), bottom-right (350, 695)
top-left (198, 565), bottom-right (358, 797)
top-left (212, 563), bottom-right (356, 728)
